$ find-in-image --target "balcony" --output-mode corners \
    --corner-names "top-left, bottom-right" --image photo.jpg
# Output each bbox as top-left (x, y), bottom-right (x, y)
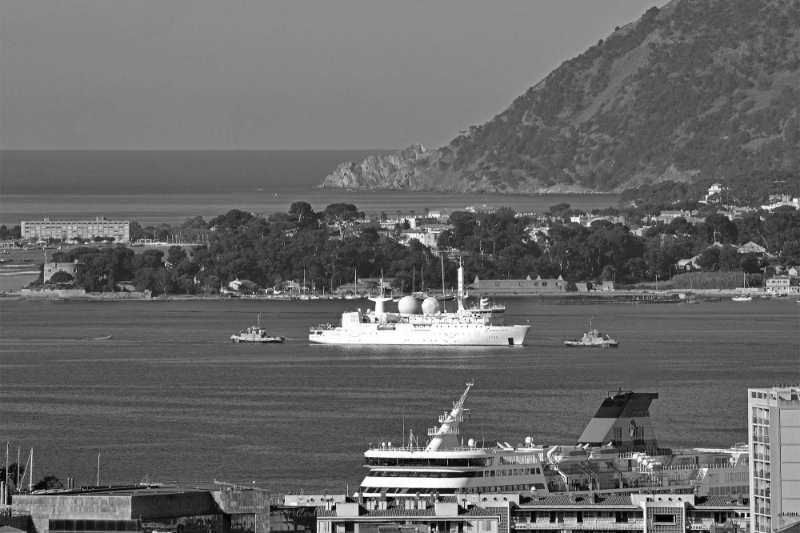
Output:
top-left (428, 427), bottom-right (459, 436)
top-left (512, 520), bottom-right (644, 531)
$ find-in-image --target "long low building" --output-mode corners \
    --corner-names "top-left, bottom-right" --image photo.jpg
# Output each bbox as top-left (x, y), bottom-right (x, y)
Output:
top-left (467, 276), bottom-right (567, 295)
top-left (312, 492), bottom-right (750, 533)
top-left (21, 217), bottom-right (130, 243)
top-left (8, 483), bottom-right (270, 533)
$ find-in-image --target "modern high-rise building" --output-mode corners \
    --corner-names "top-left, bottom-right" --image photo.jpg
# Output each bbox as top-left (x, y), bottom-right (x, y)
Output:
top-left (21, 217), bottom-right (130, 243)
top-left (749, 385), bottom-right (800, 533)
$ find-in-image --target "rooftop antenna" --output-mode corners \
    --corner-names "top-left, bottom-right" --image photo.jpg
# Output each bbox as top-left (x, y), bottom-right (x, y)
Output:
top-left (96, 453), bottom-right (100, 486)
top-left (16, 447), bottom-right (20, 492)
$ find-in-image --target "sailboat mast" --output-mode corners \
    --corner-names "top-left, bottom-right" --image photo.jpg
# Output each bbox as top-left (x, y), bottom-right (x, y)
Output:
top-left (440, 253), bottom-right (445, 296)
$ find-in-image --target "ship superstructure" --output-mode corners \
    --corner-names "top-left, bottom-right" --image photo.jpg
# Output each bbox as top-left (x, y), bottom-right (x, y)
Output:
top-left (309, 265), bottom-right (530, 345)
top-left (360, 382), bottom-right (550, 496)
top-left (358, 385), bottom-right (750, 499)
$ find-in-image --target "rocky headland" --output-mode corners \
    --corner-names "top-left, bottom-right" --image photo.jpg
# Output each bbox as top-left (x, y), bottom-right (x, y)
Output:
top-left (320, 0), bottom-right (799, 194)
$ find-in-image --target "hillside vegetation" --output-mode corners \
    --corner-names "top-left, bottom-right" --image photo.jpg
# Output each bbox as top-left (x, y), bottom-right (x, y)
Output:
top-left (321, 0), bottom-right (800, 193)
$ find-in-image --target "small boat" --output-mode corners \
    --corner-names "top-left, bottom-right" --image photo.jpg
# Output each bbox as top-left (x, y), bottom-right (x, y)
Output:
top-left (733, 273), bottom-right (753, 301)
top-left (231, 313), bottom-right (284, 343)
top-left (93, 335), bottom-right (113, 340)
top-left (564, 318), bottom-right (618, 348)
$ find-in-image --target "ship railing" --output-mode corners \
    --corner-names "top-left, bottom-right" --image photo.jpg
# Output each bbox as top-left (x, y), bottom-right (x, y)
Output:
top-left (641, 462), bottom-right (734, 472)
top-left (367, 445), bottom-right (430, 452)
top-left (310, 323), bottom-right (337, 331)
top-left (440, 414), bottom-right (465, 423)
top-left (428, 427), bottom-right (459, 436)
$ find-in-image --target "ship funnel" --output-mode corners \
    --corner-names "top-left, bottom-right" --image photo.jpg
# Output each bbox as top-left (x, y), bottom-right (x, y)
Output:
top-left (577, 390), bottom-right (659, 452)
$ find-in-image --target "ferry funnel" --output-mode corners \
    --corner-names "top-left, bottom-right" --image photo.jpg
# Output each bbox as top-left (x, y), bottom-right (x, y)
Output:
top-left (577, 390), bottom-right (659, 452)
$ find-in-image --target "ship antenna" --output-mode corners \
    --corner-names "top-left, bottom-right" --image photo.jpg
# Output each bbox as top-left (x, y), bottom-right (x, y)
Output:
top-left (453, 381), bottom-right (474, 411)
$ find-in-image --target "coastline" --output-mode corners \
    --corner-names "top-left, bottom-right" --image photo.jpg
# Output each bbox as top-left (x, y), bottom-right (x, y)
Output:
top-left (3, 288), bottom-right (768, 302)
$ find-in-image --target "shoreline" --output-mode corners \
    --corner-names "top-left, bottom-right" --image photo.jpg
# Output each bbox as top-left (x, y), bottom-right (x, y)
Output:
top-left (4, 288), bottom-right (780, 302)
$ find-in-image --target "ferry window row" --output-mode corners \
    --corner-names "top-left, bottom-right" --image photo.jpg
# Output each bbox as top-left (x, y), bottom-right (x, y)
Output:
top-left (485, 468), bottom-right (541, 476)
top-left (499, 455), bottom-right (541, 465)
top-left (366, 467), bottom-right (541, 478)
top-left (365, 458), bottom-right (493, 467)
top-left (368, 471), bottom-right (482, 478)
top-left (360, 484), bottom-right (546, 495)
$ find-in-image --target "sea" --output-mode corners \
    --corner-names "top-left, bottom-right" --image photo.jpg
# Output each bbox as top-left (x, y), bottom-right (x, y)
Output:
top-left (0, 151), bottom-right (797, 496)
top-left (0, 151), bottom-right (621, 226)
top-left (1, 297), bottom-right (797, 494)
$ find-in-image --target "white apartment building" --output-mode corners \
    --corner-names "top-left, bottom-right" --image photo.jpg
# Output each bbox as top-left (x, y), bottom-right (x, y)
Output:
top-left (749, 385), bottom-right (800, 533)
top-left (21, 217), bottom-right (130, 243)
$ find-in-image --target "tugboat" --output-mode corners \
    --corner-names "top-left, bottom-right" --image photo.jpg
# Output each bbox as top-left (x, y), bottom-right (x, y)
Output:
top-left (564, 317), bottom-right (618, 348)
top-left (231, 313), bottom-right (285, 343)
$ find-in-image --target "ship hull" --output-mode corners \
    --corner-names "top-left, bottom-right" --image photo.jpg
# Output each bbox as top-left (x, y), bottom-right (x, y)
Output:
top-left (309, 324), bottom-right (530, 345)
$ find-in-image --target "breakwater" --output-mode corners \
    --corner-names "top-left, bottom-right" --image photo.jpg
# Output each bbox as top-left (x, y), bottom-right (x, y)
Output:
top-left (19, 288), bottom-right (152, 300)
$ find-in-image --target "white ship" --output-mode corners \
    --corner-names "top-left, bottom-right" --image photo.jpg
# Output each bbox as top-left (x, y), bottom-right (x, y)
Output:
top-left (357, 384), bottom-right (750, 498)
top-left (308, 265), bottom-right (530, 346)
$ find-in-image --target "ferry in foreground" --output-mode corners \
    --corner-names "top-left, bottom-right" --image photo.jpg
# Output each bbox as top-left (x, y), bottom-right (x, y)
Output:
top-left (358, 383), bottom-right (749, 498)
top-left (309, 265), bottom-right (530, 346)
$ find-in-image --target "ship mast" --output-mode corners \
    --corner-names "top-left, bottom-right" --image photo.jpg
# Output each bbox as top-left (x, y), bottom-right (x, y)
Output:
top-left (425, 381), bottom-right (473, 452)
top-left (456, 257), bottom-right (467, 313)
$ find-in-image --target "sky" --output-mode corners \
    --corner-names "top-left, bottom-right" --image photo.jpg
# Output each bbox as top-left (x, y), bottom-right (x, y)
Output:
top-left (0, 1), bottom-right (661, 150)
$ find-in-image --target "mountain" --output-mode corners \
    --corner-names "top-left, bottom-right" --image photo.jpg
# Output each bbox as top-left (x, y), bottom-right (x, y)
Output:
top-left (320, 0), bottom-right (800, 194)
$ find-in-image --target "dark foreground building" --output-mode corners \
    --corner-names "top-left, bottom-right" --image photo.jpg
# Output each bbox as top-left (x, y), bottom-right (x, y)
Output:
top-left (7, 484), bottom-right (269, 533)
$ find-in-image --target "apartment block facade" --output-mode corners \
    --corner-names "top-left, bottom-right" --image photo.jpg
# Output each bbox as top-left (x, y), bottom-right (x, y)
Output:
top-left (21, 217), bottom-right (130, 243)
top-left (749, 385), bottom-right (800, 533)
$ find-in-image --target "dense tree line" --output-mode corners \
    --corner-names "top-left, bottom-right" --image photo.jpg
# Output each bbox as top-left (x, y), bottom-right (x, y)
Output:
top-left (33, 199), bottom-right (800, 295)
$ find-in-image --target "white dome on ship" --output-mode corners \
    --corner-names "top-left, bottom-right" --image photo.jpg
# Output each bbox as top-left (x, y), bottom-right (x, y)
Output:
top-left (397, 295), bottom-right (421, 315)
top-left (421, 297), bottom-right (440, 316)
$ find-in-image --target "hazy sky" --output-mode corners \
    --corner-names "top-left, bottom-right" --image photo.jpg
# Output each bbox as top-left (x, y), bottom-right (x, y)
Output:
top-left (0, 1), bottom-right (660, 150)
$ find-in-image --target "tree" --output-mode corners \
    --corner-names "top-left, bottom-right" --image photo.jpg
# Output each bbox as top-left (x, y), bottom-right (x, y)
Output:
top-left (49, 271), bottom-right (75, 284)
top-left (129, 221), bottom-right (145, 242)
top-left (1, 463), bottom-right (25, 487)
top-left (167, 246), bottom-right (187, 266)
top-left (33, 475), bottom-right (64, 491)
top-left (322, 203), bottom-right (363, 238)
top-left (289, 201), bottom-right (316, 225)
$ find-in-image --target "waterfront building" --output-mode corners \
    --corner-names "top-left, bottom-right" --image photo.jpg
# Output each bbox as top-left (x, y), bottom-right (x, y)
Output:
top-left (8, 483), bottom-right (269, 533)
top-left (749, 385), bottom-right (800, 533)
top-left (43, 261), bottom-right (84, 284)
top-left (20, 218), bottom-right (130, 243)
top-left (765, 276), bottom-right (800, 295)
top-left (314, 492), bottom-right (750, 533)
top-left (400, 225), bottom-right (451, 249)
top-left (467, 275), bottom-right (567, 295)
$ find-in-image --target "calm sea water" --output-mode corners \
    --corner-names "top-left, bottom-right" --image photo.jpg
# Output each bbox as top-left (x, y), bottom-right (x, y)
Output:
top-left (0, 151), bottom-right (620, 226)
top-left (1, 297), bottom-right (797, 493)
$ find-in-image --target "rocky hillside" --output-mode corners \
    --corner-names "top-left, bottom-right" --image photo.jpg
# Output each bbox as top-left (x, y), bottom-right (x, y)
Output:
top-left (321, 0), bottom-right (800, 193)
